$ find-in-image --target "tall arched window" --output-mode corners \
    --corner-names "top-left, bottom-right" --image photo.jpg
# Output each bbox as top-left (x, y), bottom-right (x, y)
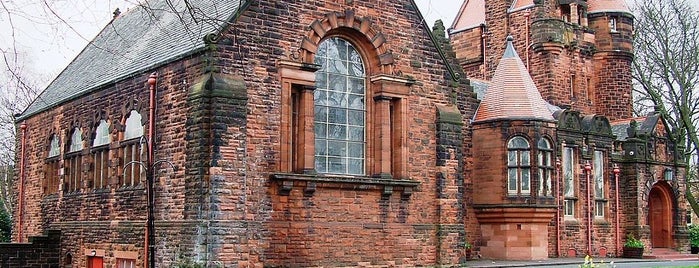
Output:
top-left (44, 134), bottom-right (61, 194)
top-left (121, 110), bottom-right (144, 186)
top-left (593, 150), bottom-right (605, 218)
top-left (507, 136), bottom-right (531, 195)
top-left (314, 37), bottom-right (366, 175)
top-left (538, 138), bottom-right (553, 197)
top-left (563, 145), bottom-right (576, 218)
top-left (65, 127), bottom-right (83, 192)
top-left (92, 120), bottom-right (110, 189)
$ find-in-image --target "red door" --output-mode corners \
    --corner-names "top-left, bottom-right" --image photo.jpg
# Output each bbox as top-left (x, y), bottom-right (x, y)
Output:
top-left (87, 256), bottom-right (103, 268)
top-left (649, 186), bottom-right (671, 248)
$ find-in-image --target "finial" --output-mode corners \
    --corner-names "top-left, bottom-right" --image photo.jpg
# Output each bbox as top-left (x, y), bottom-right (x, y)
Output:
top-left (502, 35), bottom-right (517, 58)
top-left (113, 8), bottom-right (121, 19)
top-left (148, 72), bottom-right (157, 86)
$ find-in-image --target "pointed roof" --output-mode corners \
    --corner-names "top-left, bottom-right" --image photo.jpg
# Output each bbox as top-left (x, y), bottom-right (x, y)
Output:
top-left (473, 36), bottom-right (555, 122)
top-left (450, 0), bottom-right (485, 32)
top-left (588, 0), bottom-right (631, 14)
top-left (509, 0), bottom-right (535, 12)
top-left (18, 0), bottom-right (246, 120)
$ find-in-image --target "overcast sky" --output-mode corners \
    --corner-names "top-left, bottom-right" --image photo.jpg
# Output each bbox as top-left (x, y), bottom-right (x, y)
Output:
top-left (0, 0), bottom-right (460, 89)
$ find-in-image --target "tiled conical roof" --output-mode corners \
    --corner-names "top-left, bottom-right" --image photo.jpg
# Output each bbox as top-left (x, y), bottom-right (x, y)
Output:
top-left (588, 0), bottom-right (631, 14)
top-left (474, 36), bottom-right (555, 122)
top-left (450, 0), bottom-right (485, 31)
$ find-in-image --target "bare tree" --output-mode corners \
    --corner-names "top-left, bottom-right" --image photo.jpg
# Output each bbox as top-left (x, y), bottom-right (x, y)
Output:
top-left (631, 0), bottom-right (699, 214)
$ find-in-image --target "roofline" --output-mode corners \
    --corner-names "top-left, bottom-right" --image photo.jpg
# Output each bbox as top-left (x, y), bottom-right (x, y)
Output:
top-left (472, 117), bottom-right (557, 125)
top-left (16, 0), bottom-right (252, 122)
top-left (450, 0), bottom-right (471, 30)
top-left (449, 23), bottom-right (485, 35)
top-left (409, 0), bottom-right (461, 82)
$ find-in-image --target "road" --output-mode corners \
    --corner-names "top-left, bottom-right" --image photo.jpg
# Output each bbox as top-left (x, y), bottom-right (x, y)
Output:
top-left (553, 260), bottom-right (699, 267)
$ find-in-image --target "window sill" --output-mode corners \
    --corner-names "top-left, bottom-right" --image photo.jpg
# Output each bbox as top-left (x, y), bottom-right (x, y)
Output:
top-left (270, 173), bottom-right (419, 197)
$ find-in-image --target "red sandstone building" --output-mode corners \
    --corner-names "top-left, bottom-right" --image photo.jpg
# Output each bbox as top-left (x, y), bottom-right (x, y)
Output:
top-left (8, 0), bottom-right (688, 267)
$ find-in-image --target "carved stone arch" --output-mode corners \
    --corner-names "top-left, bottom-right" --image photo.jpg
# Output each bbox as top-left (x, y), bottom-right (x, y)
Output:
top-left (297, 9), bottom-right (397, 75)
top-left (555, 110), bottom-right (582, 131)
top-left (581, 114), bottom-right (612, 136)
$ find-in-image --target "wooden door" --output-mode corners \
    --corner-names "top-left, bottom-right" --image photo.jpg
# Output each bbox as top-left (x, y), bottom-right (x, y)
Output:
top-left (87, 256), bottom-right (103, 268)
top-left (649, 187), bottom-right (671, 248)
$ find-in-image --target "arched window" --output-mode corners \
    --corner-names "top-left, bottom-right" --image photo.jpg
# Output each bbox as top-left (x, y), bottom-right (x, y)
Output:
top-left (44, 134), bottom-right (61, 194)
top-left (92, 120), bottom-right (110, 189)
top-left (537, 138), bottom-right (553, 197)
top-left (507, 136), bottom-right (531, 195)
top-left (65, 127), bottom-right (83, 192)
top-left (121, 110), bottom-right (144, 186)
top-left (314, 37), bottom-right (366, 175)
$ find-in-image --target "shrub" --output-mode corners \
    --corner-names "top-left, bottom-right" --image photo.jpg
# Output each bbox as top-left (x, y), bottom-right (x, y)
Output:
top-left (623, 234), bottom-right (644, 248)
top-left (689, 225), bottom-right (699, 247)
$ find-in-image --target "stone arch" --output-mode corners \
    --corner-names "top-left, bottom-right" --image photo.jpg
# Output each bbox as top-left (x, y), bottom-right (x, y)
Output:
top-left (648, 181), bottom-right (674, 248)
top-left (296, 9), bottom-right (397, 75)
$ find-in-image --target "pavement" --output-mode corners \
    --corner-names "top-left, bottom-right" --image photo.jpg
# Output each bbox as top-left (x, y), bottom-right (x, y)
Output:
top-left (464, 257), bottom-right (687, 267)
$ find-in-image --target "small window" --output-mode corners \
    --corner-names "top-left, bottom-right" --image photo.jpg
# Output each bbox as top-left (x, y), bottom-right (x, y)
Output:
top-left (49, 135), bottom-right (60, 157)
top-left (687, 210), bottom-right (693, 225)
top-left (609, 17), bottom-right (617, 32)
top-left (69, 127), bottom-right (83, 153)
top-left (570, 74), bottom-right (576, 99)
top-left (560, 4), bottom-right (571, 22)
top-left (537, 138), bottom-right (553, 197)
top-left (507, 136), bottom-right (531, 196)
top-left (116, 259), bottom-right (135, 268)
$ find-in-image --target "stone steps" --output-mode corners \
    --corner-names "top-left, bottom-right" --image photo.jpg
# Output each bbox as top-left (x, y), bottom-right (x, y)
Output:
top-left (644, 248), bottom-right (698, 260)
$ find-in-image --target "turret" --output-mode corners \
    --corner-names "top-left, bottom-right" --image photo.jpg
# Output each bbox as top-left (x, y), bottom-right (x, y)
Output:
top-left (587, 0), bottom-right (634, 120)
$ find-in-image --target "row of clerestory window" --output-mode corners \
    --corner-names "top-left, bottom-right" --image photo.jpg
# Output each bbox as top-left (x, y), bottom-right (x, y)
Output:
top-left (507, 136), bottom-right (607, 219)
top-left (44, 110), bottom-right (145, 194)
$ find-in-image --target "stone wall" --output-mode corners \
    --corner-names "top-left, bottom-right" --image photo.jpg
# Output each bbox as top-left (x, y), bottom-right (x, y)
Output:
top-left (0, 230), bottom-right (60, 268)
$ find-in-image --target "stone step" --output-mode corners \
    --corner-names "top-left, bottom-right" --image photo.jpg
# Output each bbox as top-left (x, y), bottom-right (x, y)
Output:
top-left (643, 248), bottom-right (698, 260)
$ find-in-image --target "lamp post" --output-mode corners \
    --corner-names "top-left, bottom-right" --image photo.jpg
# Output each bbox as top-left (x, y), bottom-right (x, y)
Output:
top-left (121, 72), bottom-right (176, 268)
top-left (613, 164), bottom-right (621, 257)
top-left (584, 161), bottom-right (592, 255)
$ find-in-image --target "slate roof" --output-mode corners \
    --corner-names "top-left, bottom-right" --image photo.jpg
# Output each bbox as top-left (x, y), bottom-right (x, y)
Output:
top-left (473, 36), bottom-right (555, 122)
top-left (610, 116), bottom-right (652, 141)
top-left (19, 0), bottom-right (244, 120)
top-left (588, 0), bottom-right (632, 14)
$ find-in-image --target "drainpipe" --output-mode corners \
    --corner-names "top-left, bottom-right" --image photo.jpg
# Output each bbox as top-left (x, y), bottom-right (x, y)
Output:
top-left (525, 11), bottom-right (530, 70)
top-left (584, 161), bottom-right (592, 255)
top-left (556, 158), bottom-right (562, 257)
top-left (146, 72), bottom-right (157, 268)
top-left (613, 164), bottom-right (621, 256)
top-left (481, 24), bottom-right (487, 79)
top-left (18, 122), bottom-right (27, 243)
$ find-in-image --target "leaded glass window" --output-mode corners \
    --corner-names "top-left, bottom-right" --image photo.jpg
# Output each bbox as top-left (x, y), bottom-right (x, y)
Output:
top-left (507, 136), bottom-right (531, 195)
top-left (314, 37), bottom-right (366, 175)
top-left (563, 146), bottom-right (576, 218)
top-left (538, 138), bottom-right (553, 197)
top-left (594, 150), bottom-right (605, 218)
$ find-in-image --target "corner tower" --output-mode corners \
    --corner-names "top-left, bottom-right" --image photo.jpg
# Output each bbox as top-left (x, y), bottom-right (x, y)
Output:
top-left (587, 0), bottom-right (634, 120)
top-left (472, 37), bottom-right (557, 260)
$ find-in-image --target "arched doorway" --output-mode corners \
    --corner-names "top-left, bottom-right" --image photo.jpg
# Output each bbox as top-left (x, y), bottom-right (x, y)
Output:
top-left (648, 183), bottom-right (673, 248)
